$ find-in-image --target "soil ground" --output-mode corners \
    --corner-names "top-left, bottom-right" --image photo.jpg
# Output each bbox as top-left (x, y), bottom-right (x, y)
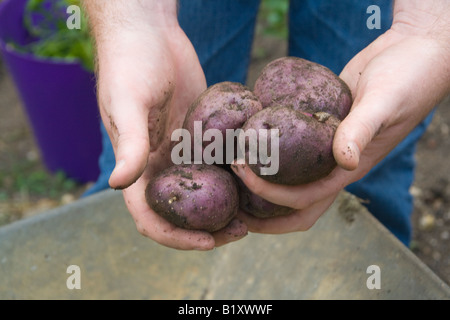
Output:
top-left (1, 32), bottom-right (449, 287)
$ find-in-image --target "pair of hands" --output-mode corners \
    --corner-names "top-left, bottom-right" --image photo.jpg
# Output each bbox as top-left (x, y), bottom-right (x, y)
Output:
top-left (89, 1), bottom-right (450, 250)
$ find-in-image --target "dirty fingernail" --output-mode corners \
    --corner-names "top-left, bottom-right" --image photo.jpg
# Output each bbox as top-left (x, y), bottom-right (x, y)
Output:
top-left (231, 162), bottom-right (246, 179)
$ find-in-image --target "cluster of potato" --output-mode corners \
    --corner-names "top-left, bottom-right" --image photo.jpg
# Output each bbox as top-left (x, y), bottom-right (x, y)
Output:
top-left (145, 57), bottom-right (352, 232)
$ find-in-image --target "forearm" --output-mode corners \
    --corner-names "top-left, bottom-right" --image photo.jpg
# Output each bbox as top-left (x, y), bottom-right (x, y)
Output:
top-left (82, 0), bottom-right (180, 78)
top-left (393, 0), bottom-right (450, 40)
top-left (82, 0), bottom-right (179, 43)
top-left (391, 0), bottom-right (450, 102)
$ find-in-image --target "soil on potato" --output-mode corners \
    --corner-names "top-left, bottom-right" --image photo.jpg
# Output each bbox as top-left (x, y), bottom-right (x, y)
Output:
top-left (1, 30), bottom-right (449, 286)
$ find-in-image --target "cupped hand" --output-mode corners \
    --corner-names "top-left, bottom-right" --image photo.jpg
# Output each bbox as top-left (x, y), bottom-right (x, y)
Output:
top-left (233, 15), bottom-right (450, 233)
top-left (95, 25), bottom-right (247, 250)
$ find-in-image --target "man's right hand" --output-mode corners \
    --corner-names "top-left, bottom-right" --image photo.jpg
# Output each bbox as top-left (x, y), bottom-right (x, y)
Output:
top-left (83, 0), bottom-right (248, 250)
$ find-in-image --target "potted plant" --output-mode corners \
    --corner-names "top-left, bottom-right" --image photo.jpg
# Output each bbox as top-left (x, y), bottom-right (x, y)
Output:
top-left (0, 0), bottom-right (101, 183)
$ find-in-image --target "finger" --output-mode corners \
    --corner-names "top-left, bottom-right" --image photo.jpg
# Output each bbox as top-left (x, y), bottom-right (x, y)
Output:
top-left (335, 33), bottom-right (402, 171)
top-left (212, 218), bottom-right (248, 247)
top-left (332, 87), bottom-right (393, 171)
top-left (231, 162), bottom-right (352, 210)
top-left (122, 171), bottom-right (216, 251)
top-left (102, 98), bottom-right (151, 190)
top-left (237, 193), bottom-right (338, 234)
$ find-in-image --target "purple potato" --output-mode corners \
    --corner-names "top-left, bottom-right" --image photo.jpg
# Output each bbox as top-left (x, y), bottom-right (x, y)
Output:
top-left (254, 56), bottom-right (352, 120)
top-left (242, 106), bottom-right (340, 186)
top-left (146, 164), bottom-right (239, 232)
top-left (182, 81), bottom-right (262, 165)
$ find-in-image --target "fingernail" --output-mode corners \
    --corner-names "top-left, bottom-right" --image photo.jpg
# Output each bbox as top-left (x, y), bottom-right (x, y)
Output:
top-left (231, 162), bottom-right (246, 180)
top-left (109, 159), bottom-right (126, 189)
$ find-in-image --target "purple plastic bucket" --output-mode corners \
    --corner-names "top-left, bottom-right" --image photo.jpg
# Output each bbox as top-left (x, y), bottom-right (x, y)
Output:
top-left (0, 0), bottom-right (101, 183)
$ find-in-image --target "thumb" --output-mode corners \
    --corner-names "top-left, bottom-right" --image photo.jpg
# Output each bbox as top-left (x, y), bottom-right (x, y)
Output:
top-left (332, 92), bottom-right (389, 171)
top-left (106, 101), bottom-right (150, 189)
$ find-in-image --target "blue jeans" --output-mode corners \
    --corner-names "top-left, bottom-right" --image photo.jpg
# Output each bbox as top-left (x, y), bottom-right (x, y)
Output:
top-left (85, 0), bottom-right (434, 247)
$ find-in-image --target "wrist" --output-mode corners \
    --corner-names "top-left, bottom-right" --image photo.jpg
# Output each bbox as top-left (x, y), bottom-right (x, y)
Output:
top-left (392, 0), bottom-right (450, 40)
top-left (83, 0), bottom-right (179, 43)
top-left (82, 0), bottom-right (180, 73)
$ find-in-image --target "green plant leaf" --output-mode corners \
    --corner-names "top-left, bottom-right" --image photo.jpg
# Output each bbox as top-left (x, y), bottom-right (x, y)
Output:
top-left (16, 0), bottom-right (95, 72)
top-left (259, 0), bottom-right (289, 39)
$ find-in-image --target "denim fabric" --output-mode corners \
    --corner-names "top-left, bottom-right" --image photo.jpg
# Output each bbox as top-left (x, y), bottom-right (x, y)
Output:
top-left (85, 0), bottom-right (434, 247)
top-left (288, 0), bottom-right (393, 74)
top-left (83, 119), bottom-right (114, 196)
top-left (178, 0), bottom-right (261, 86)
